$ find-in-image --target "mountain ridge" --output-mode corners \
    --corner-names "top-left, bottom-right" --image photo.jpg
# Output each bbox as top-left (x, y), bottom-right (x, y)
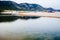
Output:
top-left (0, 1), bottom-right (45, 11)
top-left (0, 1), bottom-right (60, 12)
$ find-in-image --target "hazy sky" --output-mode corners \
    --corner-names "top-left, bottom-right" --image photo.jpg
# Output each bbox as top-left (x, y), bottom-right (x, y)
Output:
top-left (1, 0), bottom-right (60, 9)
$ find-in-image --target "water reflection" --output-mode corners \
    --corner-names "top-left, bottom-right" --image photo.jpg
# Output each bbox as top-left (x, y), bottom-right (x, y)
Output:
top-left (0, 16), bottom-right (18, 22)
top-left (0, 16), bottom-right (60, 40)
top-left (0, 16), bottom-right (40, 22)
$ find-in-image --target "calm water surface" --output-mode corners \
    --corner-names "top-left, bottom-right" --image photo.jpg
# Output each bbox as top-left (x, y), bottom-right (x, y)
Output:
top-left (0, 17), bottom-right (60, 40)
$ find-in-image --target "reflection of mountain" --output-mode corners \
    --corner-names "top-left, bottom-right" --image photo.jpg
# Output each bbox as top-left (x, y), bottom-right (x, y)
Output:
top-left (0, 16), bottom-right (40, 22)
top-left (0, 1), bottom-right (45, 11)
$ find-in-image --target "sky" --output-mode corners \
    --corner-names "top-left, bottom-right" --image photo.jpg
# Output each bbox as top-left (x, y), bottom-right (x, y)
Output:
top-left (1, 0), bottom-right (60, 9)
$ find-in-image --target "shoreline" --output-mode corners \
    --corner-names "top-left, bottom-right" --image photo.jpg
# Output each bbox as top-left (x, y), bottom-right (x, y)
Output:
top-left (0, 12), bottom-right (60, 18)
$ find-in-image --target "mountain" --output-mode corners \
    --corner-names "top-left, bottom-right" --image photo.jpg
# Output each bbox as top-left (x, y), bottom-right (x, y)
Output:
top-left (0, 1), bottom-right (60, 12)
top-left (46, 8), bottom-right (60, 12)
top-left (18, 3), bottom-right (45, 11)
top-left (0, 1), bottom-right (20, 10)
top-left (56, 10), bottom-right (60, 12)
top-left (46, 8), bottom-right (55, 11)
top-left (0, 1), bottom-right (45, 11)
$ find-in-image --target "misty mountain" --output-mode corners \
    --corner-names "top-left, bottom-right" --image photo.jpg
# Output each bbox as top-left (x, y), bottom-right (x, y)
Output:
top-left (46, 8), bottom-right (60, 12)
top-left (56, 10), bottom-right (60, 12)
top-left (46, 8), bottom-right (55, 11)
top-left (18, 3), bottom-right (45, 11)
top-left (0, 1), bottom-right (20, 10)
top-left (0, 1), bottom-right (45, 11)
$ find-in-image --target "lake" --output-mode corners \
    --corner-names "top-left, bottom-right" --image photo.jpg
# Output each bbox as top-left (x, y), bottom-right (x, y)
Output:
top-left (0, 17), bottom-right (60, 40)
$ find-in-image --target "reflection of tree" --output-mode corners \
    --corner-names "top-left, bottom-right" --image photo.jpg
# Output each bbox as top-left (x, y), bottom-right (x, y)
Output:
top-left (0, 16), bottom-right (18, 22)
top-left (0, 16), bottom-right (40, 22)
top-left (19, 16), bottom-right (40, 19)
top-left (0, 10), bottom-right (4, 12)
top-left (0, 10), bottom-right (4, 14)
